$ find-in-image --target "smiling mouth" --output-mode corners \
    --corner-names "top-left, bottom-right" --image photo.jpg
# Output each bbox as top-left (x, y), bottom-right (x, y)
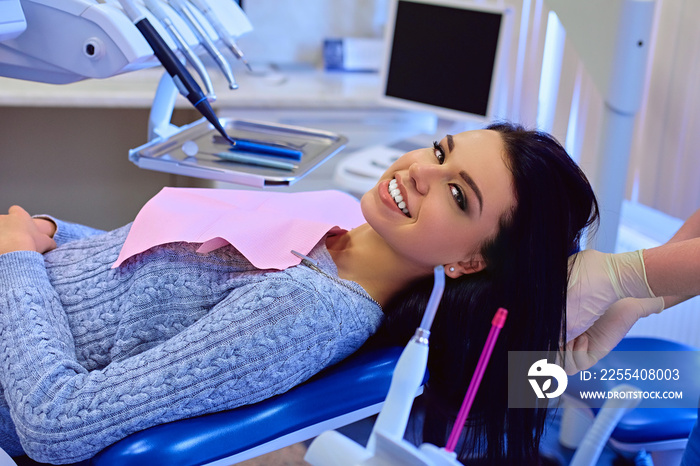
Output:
top-left (388, 178), bottom-right (410, 217)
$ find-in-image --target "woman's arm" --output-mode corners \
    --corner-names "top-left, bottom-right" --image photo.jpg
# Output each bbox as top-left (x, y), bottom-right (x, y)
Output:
top-left (0, 257), bottom-right (359, 464)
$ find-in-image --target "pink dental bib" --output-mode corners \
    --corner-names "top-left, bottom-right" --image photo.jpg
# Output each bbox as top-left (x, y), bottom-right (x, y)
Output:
top-left (112, 187), bottom-right (366, 270)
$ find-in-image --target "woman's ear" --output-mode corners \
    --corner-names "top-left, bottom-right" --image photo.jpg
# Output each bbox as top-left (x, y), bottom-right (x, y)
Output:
top-left (445, 256), bottom-right (486, 278)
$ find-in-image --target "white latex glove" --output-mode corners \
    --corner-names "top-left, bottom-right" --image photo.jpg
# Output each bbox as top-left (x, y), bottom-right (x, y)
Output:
top-left (566, 249), bottom-right (657, 341)
top-left (563, 297), bottom-right (664, 375)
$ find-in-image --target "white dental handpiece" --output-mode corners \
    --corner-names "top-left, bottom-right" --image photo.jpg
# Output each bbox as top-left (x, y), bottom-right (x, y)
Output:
top-left (143, 0), bottom-right (216, 100)
top-left (168, 0), bottom-right (238, 89)
top-left (187, 0), bottom-right (252, 71)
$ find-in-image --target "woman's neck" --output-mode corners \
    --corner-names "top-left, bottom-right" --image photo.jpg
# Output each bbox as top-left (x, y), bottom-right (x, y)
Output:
top-left (326, 223), bottom-right (431, 307)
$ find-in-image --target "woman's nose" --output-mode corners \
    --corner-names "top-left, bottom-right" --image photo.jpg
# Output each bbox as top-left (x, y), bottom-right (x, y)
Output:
top-left (408, 162), bottom-right (442, 195)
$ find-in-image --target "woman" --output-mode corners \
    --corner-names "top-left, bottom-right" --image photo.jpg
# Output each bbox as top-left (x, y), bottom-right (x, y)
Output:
top-left (372, 123), bottom-right (598, 463)
top-left (0, 122), bottom-right (598, 464)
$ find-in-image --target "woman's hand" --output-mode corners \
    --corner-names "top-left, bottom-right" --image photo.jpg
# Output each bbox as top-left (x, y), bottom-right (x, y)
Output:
top-left (33, 216), bottom-right (57, 239)
top-left (0, 206), bottom-right (57, 255)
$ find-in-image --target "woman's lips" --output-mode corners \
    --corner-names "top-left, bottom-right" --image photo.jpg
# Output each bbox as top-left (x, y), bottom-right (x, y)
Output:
top-left (379, 178), bottom-right (410, 217)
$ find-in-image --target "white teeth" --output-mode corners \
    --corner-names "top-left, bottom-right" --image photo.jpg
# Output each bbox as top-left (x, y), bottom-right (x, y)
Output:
top-left (388, 178), bottom-right (410, 216)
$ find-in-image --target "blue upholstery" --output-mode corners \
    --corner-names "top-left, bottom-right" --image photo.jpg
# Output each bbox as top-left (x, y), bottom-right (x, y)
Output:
top-left (90, 346), bottom-right (415, 466)
top-left (566, 337), bottom-right (700, 446)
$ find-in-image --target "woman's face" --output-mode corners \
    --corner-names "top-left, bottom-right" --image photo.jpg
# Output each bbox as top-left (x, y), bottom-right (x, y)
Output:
top-left (361, 129), bottom-right (516, 276)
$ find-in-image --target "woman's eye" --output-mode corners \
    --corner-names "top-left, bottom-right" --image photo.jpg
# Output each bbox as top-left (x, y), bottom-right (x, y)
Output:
top-left (450, 184), bottom-right (466, 211)
top-left (433, 141), bottom-right (445, 164)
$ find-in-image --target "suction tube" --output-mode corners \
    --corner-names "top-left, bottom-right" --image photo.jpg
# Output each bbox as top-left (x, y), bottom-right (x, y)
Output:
top-left (367, 265), bottom-right (445, 452)
top-left (418, 265), bottom-right (445, 334)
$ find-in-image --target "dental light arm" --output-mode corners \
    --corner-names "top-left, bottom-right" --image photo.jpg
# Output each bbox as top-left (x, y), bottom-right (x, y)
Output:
top-left (543, 0), bottom-right (655, 252)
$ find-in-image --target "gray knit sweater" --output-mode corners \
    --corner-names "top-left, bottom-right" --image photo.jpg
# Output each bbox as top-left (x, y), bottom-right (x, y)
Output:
top-left (0, 218), bottom-right (383, 464)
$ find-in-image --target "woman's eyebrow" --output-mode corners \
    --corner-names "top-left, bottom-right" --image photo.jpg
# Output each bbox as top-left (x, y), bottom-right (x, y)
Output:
top-left (460, 170), bottom-right (484, 216)
top-left (446, 134), bottom-right (483, 215)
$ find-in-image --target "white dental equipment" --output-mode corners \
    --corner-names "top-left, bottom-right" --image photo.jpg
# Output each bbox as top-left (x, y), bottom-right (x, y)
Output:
top-left (0, 0), bottom-right (252, 84)
top-left (542, 0), bottom-right (655, 252)
top-left (168, 0), bottom-right (237, 90)
top-left (0, 0), bottom-right (344, 187)
top-left (188, 0), bottom-right (251, 71)
top-left (142, 0), bottom-right (215, 99)
top-left (305, 267), bottom-right (509, 466)
top-left (0, 0), bottom-right (26, 42)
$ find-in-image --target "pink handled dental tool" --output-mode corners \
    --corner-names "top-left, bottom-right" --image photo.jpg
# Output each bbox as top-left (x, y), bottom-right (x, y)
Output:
top-left (444, 307), bottom-right (508, 453)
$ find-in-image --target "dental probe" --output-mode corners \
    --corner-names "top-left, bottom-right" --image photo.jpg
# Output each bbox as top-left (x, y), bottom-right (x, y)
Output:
top-left (187, 0), bottom-right (253, 71)
top-left (168, 0), bottom-right (238, 90)
top-left (117, 0), bottom-right (236, 145)
top-left (143, 0), bottom-right (215, 100)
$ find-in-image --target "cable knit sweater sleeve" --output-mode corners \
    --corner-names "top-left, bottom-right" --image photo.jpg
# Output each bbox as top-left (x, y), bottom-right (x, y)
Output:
top-left (0, 248), bottom-right (371, 464)
top-left (34, 216), bottom-right (106, 247)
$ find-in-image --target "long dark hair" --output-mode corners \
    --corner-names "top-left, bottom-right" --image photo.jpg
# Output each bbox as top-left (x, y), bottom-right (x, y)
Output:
top-left (370, 122), bottom-right (599, 464)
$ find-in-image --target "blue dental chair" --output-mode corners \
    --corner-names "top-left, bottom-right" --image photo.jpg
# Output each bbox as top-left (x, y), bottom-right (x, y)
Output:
top-left (17, 338), bottom-right (693, 466)
top-left (88, 346), bottom-right (418, 466)
top-left (560, 337), bottom-right (700, 466)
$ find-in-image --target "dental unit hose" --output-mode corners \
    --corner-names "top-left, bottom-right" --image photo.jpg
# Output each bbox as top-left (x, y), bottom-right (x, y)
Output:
top-left (117, 0), bottom-right (235, 145)
top-left (419, 265), bottom-right (445, 337)
top-left (366, 265), bottom-right (445, 452)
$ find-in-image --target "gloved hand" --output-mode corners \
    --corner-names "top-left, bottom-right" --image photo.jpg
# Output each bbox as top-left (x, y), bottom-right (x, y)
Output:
top-left (566, 248), bottom-right (657, 341)
top-left (563, 297), bottom-right (664, 375)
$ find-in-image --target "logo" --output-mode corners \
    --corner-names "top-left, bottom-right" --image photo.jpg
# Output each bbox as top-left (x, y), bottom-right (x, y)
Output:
top-left (528, 359), bottom-right (568, 399)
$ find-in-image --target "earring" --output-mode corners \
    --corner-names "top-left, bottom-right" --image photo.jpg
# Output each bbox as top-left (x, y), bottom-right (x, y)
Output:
top-left (449, 267), bottom-right (455, 272)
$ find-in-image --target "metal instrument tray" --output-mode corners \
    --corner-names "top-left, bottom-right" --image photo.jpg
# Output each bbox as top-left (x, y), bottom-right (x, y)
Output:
top-left (129, 118), bottom-right (348, 187)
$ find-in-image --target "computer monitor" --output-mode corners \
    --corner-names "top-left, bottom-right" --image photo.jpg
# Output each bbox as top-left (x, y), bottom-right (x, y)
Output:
top-left (378, 0), bottom-right (511, 124)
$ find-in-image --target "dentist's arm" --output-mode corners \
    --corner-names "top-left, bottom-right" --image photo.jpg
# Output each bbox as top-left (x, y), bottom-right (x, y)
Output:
top-left (645, 238), bottom-right (700, 297)
top-left (565, 208), bottom-right (700, 373)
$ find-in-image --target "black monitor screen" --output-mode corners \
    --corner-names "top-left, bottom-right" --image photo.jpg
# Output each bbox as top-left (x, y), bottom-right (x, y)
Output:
top-left (385, 1), bottom-right (503, 118)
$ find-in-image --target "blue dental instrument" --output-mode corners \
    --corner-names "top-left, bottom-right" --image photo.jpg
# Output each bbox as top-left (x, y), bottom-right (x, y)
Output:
top-left (212, 135), bottom-right (304, 160)
top-left (213, 152), bottom-right (297, 171)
